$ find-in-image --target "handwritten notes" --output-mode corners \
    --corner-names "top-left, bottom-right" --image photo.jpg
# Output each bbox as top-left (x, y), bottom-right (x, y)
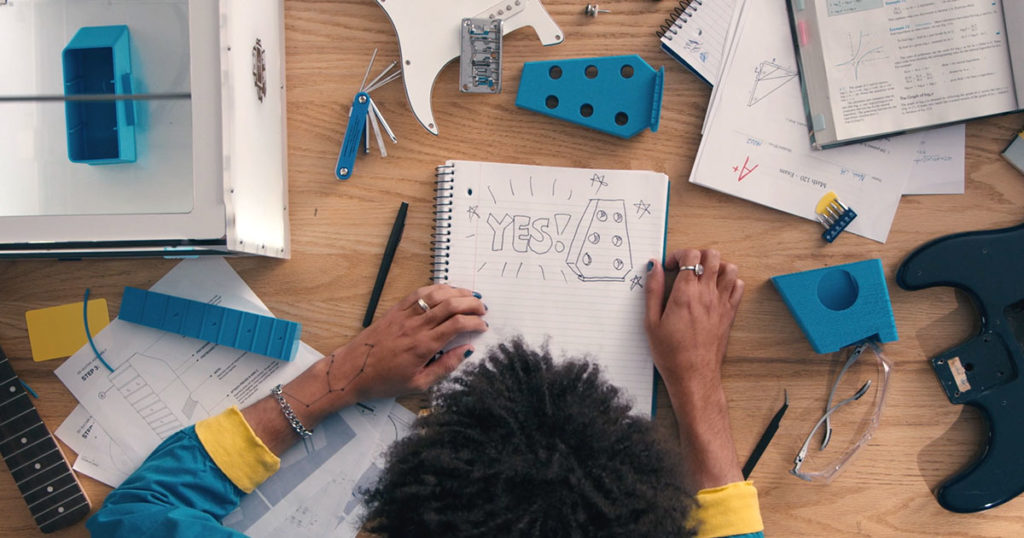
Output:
top-left (437, 161), bottom-right (669, 415)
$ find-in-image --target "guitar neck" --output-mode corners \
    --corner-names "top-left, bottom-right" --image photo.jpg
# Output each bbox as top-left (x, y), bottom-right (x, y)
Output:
top-left (0, 346), bottom-right (90, 533)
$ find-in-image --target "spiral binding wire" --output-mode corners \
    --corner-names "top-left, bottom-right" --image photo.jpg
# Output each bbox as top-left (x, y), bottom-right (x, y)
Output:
top-left (432, 164), bottom-right (455, 283)
top-left (656, 0), bottom-right (703, 39)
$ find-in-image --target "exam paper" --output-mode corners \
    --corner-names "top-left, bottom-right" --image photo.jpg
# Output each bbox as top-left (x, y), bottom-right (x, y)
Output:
top-left (693, 0), bottom-right (915, 242)
top-left (55, 257), bottom-right (318, 465)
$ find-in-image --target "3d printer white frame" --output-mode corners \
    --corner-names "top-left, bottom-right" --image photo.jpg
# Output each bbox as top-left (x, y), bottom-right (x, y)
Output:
top-left (0, 0), bottom-right (290, 259)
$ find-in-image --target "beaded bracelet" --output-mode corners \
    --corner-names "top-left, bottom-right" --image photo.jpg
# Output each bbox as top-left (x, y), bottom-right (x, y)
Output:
top-left (270, 384), bottom-right (313, 439)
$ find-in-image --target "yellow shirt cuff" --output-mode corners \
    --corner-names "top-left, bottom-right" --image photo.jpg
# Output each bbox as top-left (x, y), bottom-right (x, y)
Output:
top-left (195, 406), bottom-right (280, 494)
top-left (692, 480), bottom-right (764, 538)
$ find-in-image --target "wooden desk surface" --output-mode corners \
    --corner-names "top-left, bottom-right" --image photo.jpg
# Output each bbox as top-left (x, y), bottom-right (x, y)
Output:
top-left (2, 1), bottom-right (1024, 535)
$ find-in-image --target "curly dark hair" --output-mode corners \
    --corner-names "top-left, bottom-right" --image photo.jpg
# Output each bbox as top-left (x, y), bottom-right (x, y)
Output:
top-left (362, 338), bottom-right (696, 537)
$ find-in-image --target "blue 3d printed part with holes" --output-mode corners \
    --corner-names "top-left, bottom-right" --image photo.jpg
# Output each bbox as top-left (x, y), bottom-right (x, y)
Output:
top-left (118, 287), bottom-right (302, 362)
top-left (62, 25), bottom-right (136, 165)
top-left (771, 259), bottom-right (898, 354)
top-left (515, 54), bottom-right (663, 139)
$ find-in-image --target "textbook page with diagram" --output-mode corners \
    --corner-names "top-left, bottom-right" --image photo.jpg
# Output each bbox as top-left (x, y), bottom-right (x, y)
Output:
top-left (693, 0), bottom-right (917, 243)
top-left (789, 0), bottom-right (1024, 148)
top-left (433, 161), bottom-right (668, 416)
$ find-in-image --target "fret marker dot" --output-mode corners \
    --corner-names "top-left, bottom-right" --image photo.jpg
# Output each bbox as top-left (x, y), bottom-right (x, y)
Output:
top-left (58, 507), bottom-right (64, 513)
top-left (47, 486), bottom-right (54, 493)
top-left (20, 437), bottom-right (27, 444)
top-left (34, 463), bottom-right (41, 470)
top-left (8, 386), bottom-right (14, 392)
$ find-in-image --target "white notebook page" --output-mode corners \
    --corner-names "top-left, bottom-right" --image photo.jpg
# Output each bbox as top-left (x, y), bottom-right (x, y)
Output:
top-left (436, 161), bottom-right (669, 415)
top-left (661, 0), bottom-right (737, 84)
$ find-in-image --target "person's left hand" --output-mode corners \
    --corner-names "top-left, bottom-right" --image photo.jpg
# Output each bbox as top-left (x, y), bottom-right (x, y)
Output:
top-left (328, 284), bottom-right (488, 402)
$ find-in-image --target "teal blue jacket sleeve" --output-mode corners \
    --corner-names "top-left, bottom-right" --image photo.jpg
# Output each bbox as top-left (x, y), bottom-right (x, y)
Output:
top-left (86, 426), bottom-right (246, 538)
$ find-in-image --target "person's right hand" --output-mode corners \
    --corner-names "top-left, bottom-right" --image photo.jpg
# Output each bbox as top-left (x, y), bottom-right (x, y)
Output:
top-left (338, 284), bottom-right (488, 401)
top-left (244, 284), bottom-right (486, 456)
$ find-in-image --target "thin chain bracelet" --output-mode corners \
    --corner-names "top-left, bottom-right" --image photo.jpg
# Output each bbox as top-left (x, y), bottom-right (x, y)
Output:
top-left (271, 384), bottom-right (313, 439)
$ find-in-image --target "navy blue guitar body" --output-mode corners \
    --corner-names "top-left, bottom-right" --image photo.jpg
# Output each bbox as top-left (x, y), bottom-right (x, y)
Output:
top-left (896, 223), bottom-right (1024, 513)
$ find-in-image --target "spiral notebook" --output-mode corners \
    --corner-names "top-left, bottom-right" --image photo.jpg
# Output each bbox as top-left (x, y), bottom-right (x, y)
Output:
top-left (658, 0), bottom-right (737, 85)
top-left (433, 160), bottom-right (670, 415)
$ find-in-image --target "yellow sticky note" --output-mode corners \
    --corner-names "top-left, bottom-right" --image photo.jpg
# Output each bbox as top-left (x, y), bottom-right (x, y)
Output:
top-left (25, 299), bottom-right (110, 362)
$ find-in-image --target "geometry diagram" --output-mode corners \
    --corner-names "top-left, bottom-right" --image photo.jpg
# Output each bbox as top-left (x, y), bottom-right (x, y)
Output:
top-left (747, 60), bottom-right (798, 107)
top-left (565, 199), bottom-right (633, 281)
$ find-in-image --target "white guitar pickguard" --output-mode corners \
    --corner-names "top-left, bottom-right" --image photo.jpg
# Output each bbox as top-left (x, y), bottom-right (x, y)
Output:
top-left (376, 0), bottom-right (563, 135)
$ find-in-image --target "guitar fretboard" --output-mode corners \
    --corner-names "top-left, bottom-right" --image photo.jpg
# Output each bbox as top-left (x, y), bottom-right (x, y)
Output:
top-left (0, 347), bottom-right (90, 533)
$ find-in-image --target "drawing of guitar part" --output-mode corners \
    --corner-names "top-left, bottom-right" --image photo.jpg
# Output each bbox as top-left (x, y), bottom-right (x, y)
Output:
top-left (376, 0), bottom-right (563, 135)
top-left (748, 60), bottom-right (797, 107)
top-left (566, 199), bottom-right (633, 282)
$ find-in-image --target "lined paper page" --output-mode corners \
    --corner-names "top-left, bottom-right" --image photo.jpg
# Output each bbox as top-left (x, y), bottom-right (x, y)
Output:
top-left (438, 161), bottom-right (668, 415)
top-left (660, 0), bottom-right (738, 85)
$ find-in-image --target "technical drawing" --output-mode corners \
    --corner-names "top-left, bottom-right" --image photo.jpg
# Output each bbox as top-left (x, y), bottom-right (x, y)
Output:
top-left (747, 60), bottom-right (798, 107)
top-left (565, 199), bottom-right (633, 282)
top-left (226, 411), bottom-right (360, 531)
top-left (834, 31), bottom-right (886, 80)
top-left (110, 363), bottom-right (184, 440)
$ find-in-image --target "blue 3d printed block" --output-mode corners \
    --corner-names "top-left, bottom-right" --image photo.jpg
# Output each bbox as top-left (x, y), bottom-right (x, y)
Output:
top-left (118, 287), bottom-right (301, 362)
top-left (771, 259), bottom-right (898, 353)
top-left (515, 54), bottom-right (663, 139)
top-left (62, 25), bottom-right (137, 165)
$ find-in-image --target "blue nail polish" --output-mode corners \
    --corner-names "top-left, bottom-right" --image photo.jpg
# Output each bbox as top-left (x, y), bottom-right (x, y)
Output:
top-left (464, 349), bottom-right (474, 358)
top-left (472, 291), bottom-right (482, 299)
top-left (647, 261), bottom-right (654, 272)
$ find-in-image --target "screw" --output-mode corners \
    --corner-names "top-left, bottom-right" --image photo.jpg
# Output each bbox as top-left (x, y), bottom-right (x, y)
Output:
top-left (358, 95), bottom-right (367, 103)
top-left (339, 168), bottom-right (349, 175)
top-left (584, 4), bottom-right (609, 16)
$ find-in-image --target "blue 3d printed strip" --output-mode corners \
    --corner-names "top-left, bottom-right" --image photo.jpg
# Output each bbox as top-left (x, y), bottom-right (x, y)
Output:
top-left (118, 287), bottom-right (301, 361)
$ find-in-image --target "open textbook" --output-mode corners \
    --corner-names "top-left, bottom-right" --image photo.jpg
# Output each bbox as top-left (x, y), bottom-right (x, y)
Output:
top-left (789, 0), bottom-right (1024, 148)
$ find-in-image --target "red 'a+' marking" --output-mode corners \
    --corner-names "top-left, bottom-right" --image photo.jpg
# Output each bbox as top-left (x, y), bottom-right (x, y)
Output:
top-left (732, 156), bottom-right (759, 181)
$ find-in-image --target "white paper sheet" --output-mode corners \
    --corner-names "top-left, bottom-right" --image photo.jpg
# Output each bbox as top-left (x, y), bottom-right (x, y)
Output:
top-left (54, 405), bottom-right (133, 488)
top-left (694, 0), bottom-right (916, 243)
top-left (223, 399), bottom-right (417, 537)
top-left (904, 124), bottom-right (967, 195)
top-left (438, 161), bottom-right (667, 415)
top-left (55, 257), bottom-right (318, 465)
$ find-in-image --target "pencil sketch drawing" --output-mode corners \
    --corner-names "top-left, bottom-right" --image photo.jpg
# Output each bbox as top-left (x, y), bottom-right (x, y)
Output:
top-left (748, 60), bottom-right (798, 107)
top-left (566, 199), bottom-right (633, 282)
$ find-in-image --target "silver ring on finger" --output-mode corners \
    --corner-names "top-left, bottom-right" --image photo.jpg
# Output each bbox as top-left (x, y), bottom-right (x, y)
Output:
top-left (680, 263), bottom-right (704, 276)
top-left (416, 298), bottom-right (431, 313)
